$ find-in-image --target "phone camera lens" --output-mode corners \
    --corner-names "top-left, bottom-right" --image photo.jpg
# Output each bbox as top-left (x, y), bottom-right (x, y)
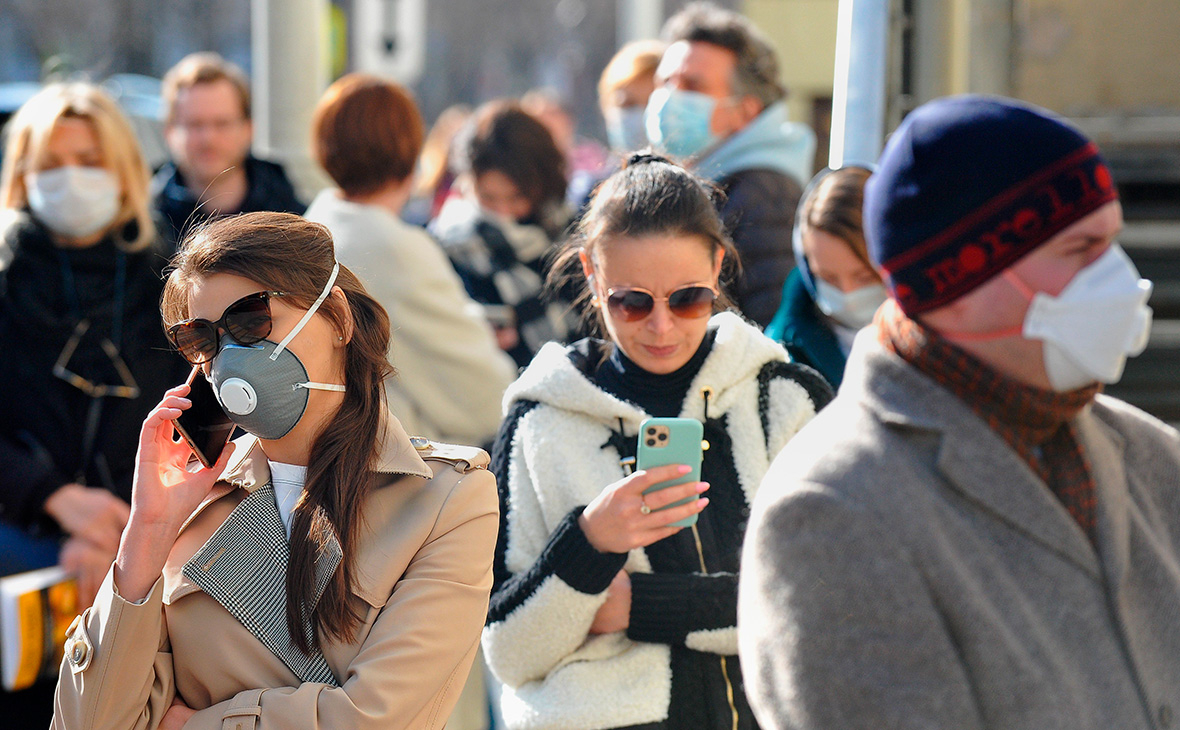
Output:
top-left (647, 427), bottom-right (657, 435)
top-left (657, 433), bottom-right (667, 441)
top-left (646, 438), bottom-right (656, 447)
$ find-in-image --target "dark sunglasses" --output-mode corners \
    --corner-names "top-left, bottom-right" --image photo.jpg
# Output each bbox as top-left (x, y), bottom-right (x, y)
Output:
top-left (166, 290), bottom-right (285, 365)
top-left (604, 285), bottom-right (717, 322)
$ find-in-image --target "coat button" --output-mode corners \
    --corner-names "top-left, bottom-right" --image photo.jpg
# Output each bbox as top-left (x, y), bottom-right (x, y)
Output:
top-left (410, 436), bottom-right (431, 451)
top-left (1160, 704), bottom-right (1174, 728)
top-left (69, 640), bottom-right (87, 665)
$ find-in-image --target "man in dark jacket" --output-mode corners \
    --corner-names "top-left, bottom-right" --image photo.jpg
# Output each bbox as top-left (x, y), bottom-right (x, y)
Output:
top-left (152, 52), bottom-right (303, 250)
top-left (648, 3), bottom-right (815, 326)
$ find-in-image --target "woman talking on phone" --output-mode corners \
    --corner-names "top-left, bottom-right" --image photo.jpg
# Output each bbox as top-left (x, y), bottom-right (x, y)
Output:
top-left (483, 155), bottom-right (832, 730)
top-left (52, 213), bottom-right (499, 730)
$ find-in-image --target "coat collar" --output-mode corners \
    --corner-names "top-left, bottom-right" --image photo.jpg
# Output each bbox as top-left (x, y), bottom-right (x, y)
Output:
top-left (844, 329), bottom-right (1104, 579)
top-left (178, 410), bottom-right (429, 685)
top-left (214, 410), bottom-right (434, 493)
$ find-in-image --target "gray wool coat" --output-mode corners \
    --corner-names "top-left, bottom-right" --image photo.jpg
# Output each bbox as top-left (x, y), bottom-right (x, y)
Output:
top-left (738, 331), bottom-right (1180, 730)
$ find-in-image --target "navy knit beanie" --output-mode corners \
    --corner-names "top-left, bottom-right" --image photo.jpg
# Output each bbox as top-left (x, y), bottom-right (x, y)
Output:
top-left (865, 95), bottom-right (1117, 315)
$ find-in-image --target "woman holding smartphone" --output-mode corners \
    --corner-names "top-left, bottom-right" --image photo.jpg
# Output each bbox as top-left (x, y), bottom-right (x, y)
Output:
top-left (52, 213), bottom-right (498, 730)
top-left (484, 154), bottom-right (832, 730)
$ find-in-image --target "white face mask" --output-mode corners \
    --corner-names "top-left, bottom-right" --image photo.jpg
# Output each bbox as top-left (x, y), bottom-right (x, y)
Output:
top-left (25, 166), bottom-right (121, 240)
top-left (814, 279), bottom-right (888, 329)
top-left (1016, 244), bottom-right (1153, 391)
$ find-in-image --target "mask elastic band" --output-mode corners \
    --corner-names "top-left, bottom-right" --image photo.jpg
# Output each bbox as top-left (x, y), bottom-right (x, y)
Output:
top-left (271, 262), bottom-right (341, 361)
top-left (296, 381), bottom-right (347, 392)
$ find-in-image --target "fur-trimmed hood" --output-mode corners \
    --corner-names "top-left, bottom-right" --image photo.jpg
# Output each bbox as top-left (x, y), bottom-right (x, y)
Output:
top-left (503, 311), bottom-right (790, 423)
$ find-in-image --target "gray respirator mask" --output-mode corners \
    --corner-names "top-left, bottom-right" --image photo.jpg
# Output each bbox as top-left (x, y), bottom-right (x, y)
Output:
top-left (210, 263), bottom-right (346, 440)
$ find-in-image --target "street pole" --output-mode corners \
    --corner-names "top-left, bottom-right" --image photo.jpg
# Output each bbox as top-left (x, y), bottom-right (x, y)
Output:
top-left (251, 0), bottom-right (332, 198)
top-left (617, 0), bottom-right (663, 44)
top-left (829, 0), bottom-right (890, 168)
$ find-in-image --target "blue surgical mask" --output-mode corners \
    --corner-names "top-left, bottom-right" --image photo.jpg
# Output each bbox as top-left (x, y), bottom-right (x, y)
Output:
top-left (645, 87), bottom-right (719, 160)
top-left (814, 279), bottom-right (887, 330)
top-left (606, 106), bottom-right (649, 153)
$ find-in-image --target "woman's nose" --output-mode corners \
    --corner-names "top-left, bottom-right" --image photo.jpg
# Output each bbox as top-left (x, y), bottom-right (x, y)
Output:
top-left (646, 301), bottom-right (675, 333)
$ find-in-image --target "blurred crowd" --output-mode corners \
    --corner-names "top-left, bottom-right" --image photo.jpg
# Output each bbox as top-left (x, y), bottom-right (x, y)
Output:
top-left (3, 2), bottom-right (1179, 730)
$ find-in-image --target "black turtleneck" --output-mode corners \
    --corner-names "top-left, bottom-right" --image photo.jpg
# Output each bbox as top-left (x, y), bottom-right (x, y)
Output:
top-left (582, 328), bottom-right (717, 417)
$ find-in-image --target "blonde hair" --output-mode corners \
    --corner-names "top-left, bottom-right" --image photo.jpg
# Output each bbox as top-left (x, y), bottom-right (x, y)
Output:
top-left (0, 82), bottom-right (156, 251)
top-left (598, 39), bottom-right (665, 109)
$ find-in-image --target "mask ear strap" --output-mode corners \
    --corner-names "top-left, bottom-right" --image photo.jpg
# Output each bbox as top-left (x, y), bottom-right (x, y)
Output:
top-left (270, 262), bottom-right (340, 361)
top-left (297, 382), bottom-right (346, 392)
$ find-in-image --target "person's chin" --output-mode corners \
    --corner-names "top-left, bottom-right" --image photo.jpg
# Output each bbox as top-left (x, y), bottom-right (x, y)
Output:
top-left (635, 343), bottom-right (688, 374)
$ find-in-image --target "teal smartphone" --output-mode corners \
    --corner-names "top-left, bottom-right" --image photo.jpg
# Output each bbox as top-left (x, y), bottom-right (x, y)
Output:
top-left (636, 417), bottom-right (704, 528)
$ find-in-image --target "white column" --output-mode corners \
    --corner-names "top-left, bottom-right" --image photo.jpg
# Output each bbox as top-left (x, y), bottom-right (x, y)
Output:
top-left (617, 0), bottom-right (663, 44)
top-left (829, 0), bottom-right (890, 168)
top-left (251, 0), bottom-right (332, 199)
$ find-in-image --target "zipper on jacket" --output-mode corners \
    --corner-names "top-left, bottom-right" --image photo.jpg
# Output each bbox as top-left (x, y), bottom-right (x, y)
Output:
top-left (690, 524), bottom-right (739, 730)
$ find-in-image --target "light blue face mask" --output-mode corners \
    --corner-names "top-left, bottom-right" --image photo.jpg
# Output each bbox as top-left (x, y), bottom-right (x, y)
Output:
top-left (645, 87), bottom-right (719, 160)
top-left (606, 106), bottom-right (649, 154)
top-left (814, 279), bottom-right (888, 330)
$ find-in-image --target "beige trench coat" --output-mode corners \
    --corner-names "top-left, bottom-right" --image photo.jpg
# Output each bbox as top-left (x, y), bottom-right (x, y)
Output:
top-left (52, 416), bottom-right (499, 730)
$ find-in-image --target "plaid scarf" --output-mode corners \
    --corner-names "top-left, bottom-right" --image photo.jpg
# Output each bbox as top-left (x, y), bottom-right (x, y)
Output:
top-left (877, 300), bottom-right (1101, 543)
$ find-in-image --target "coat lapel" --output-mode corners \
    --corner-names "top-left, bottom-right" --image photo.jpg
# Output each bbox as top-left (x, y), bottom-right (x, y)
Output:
top-left (1076, 412), bottom-right (1130, 591)
top-left (852, 336), bottom-right (1102, 580)
top-left (182, 482), bottom-right (341, 686)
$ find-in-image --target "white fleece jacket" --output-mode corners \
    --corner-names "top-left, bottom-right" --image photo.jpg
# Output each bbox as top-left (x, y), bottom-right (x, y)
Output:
top-left (484, 312), bottom-right (829, 730)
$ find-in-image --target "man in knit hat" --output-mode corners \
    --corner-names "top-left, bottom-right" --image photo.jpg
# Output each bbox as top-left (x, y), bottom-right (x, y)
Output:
top-left (737, 95), bottom-right (1180, 730)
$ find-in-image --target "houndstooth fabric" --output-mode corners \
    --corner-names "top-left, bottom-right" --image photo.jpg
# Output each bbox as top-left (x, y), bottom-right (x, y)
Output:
top-left (183, 483), bottom-right (342, 686)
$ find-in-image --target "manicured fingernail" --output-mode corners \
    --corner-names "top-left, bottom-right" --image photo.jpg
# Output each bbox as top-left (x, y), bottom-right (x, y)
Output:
top-left (177, 398), bottom-right (191, 406)
top-left (696, 481), bottom-right (710, 493)
top-left (678, 465), bottom-right (692, 474)
top-left (697, 497), bottom-right (710, 508)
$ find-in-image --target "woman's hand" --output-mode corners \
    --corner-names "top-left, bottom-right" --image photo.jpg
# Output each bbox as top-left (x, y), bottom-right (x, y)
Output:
top-left (129, 384), bottom-right (233, 529)
top-left (43, 484), bottom-right (130, 553)
top-left (578, 464), bottom-right (709, 554)
top-left (113, 384), bottom-right (235, 603)
top-left (588, 569), bottom-right (631, 635)
top-left (158, 697), bottom-right (195, 730)
top-left (59, 536), bottom-right (116, 609)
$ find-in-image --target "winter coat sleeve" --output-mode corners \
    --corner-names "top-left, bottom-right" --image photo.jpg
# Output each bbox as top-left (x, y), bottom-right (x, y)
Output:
top-left (719, 169), bottom-right (803, 328)
top-left (51, 570), bottom-right (177, 730)
top-left (627, 571), bottom-right (739, 653)
top-left (481, 400), bottom-right (629, 688)
top-left (738, 478), bottom-right (984, 730)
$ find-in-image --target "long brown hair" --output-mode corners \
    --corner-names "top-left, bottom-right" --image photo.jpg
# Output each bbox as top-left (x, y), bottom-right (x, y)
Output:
top-left (800, 166), bottom-right (874, 271)
top-left (162, 212), bottom-right (392, 652)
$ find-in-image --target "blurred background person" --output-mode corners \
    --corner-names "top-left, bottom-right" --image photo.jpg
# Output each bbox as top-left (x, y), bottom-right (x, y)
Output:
top-left (306, 73), bottom-right (515, 451)
top-left (648, 2), bottom-right (816, 327)
top-left (403, 103), bottom-right (472, 227)
top-left (765, 166), bottom-right (885, 390)
top-left (430, 99), bottom-right (577, 369)
top-left (521, 88), bottom-right (609, 209)
top-left (598, 40), bottom-right (665, 157)
top-left (483, 155), bottom-right (831, 730)
top-left (0, 82), bottom-right (184, 727)
top-left (152, 52), bottom-right (303, 250)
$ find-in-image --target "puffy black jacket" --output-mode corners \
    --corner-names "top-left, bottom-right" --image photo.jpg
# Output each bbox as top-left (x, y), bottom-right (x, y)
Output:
top-left (0, 212), bottom-right (189, 531)
top-left (717, 168), bottom-right (803, 328)
top-left (151, 156), bottom-right (305, 251)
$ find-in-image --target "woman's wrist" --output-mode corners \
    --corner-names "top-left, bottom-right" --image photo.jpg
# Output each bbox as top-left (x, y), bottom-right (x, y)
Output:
top-left (112, 516), bottom-right (179, 602)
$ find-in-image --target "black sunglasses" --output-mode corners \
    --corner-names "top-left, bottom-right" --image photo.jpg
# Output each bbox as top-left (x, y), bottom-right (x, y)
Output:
top-left (604, 285), bottom-right (717, 322)
top-left (166, 290), bottom-right (285, 365)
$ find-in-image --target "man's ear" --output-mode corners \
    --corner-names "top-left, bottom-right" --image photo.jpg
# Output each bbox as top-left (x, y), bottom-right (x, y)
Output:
top-left (737, 96), bottom-right (763, 126)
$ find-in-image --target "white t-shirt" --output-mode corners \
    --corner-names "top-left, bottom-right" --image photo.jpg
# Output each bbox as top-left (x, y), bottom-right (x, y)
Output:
top-left (269, 460), bottom-right (307, 539)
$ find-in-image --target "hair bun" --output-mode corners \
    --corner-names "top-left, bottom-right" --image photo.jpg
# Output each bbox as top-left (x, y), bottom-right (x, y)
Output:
top-left (625, 151), bottom-right (674, 168)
